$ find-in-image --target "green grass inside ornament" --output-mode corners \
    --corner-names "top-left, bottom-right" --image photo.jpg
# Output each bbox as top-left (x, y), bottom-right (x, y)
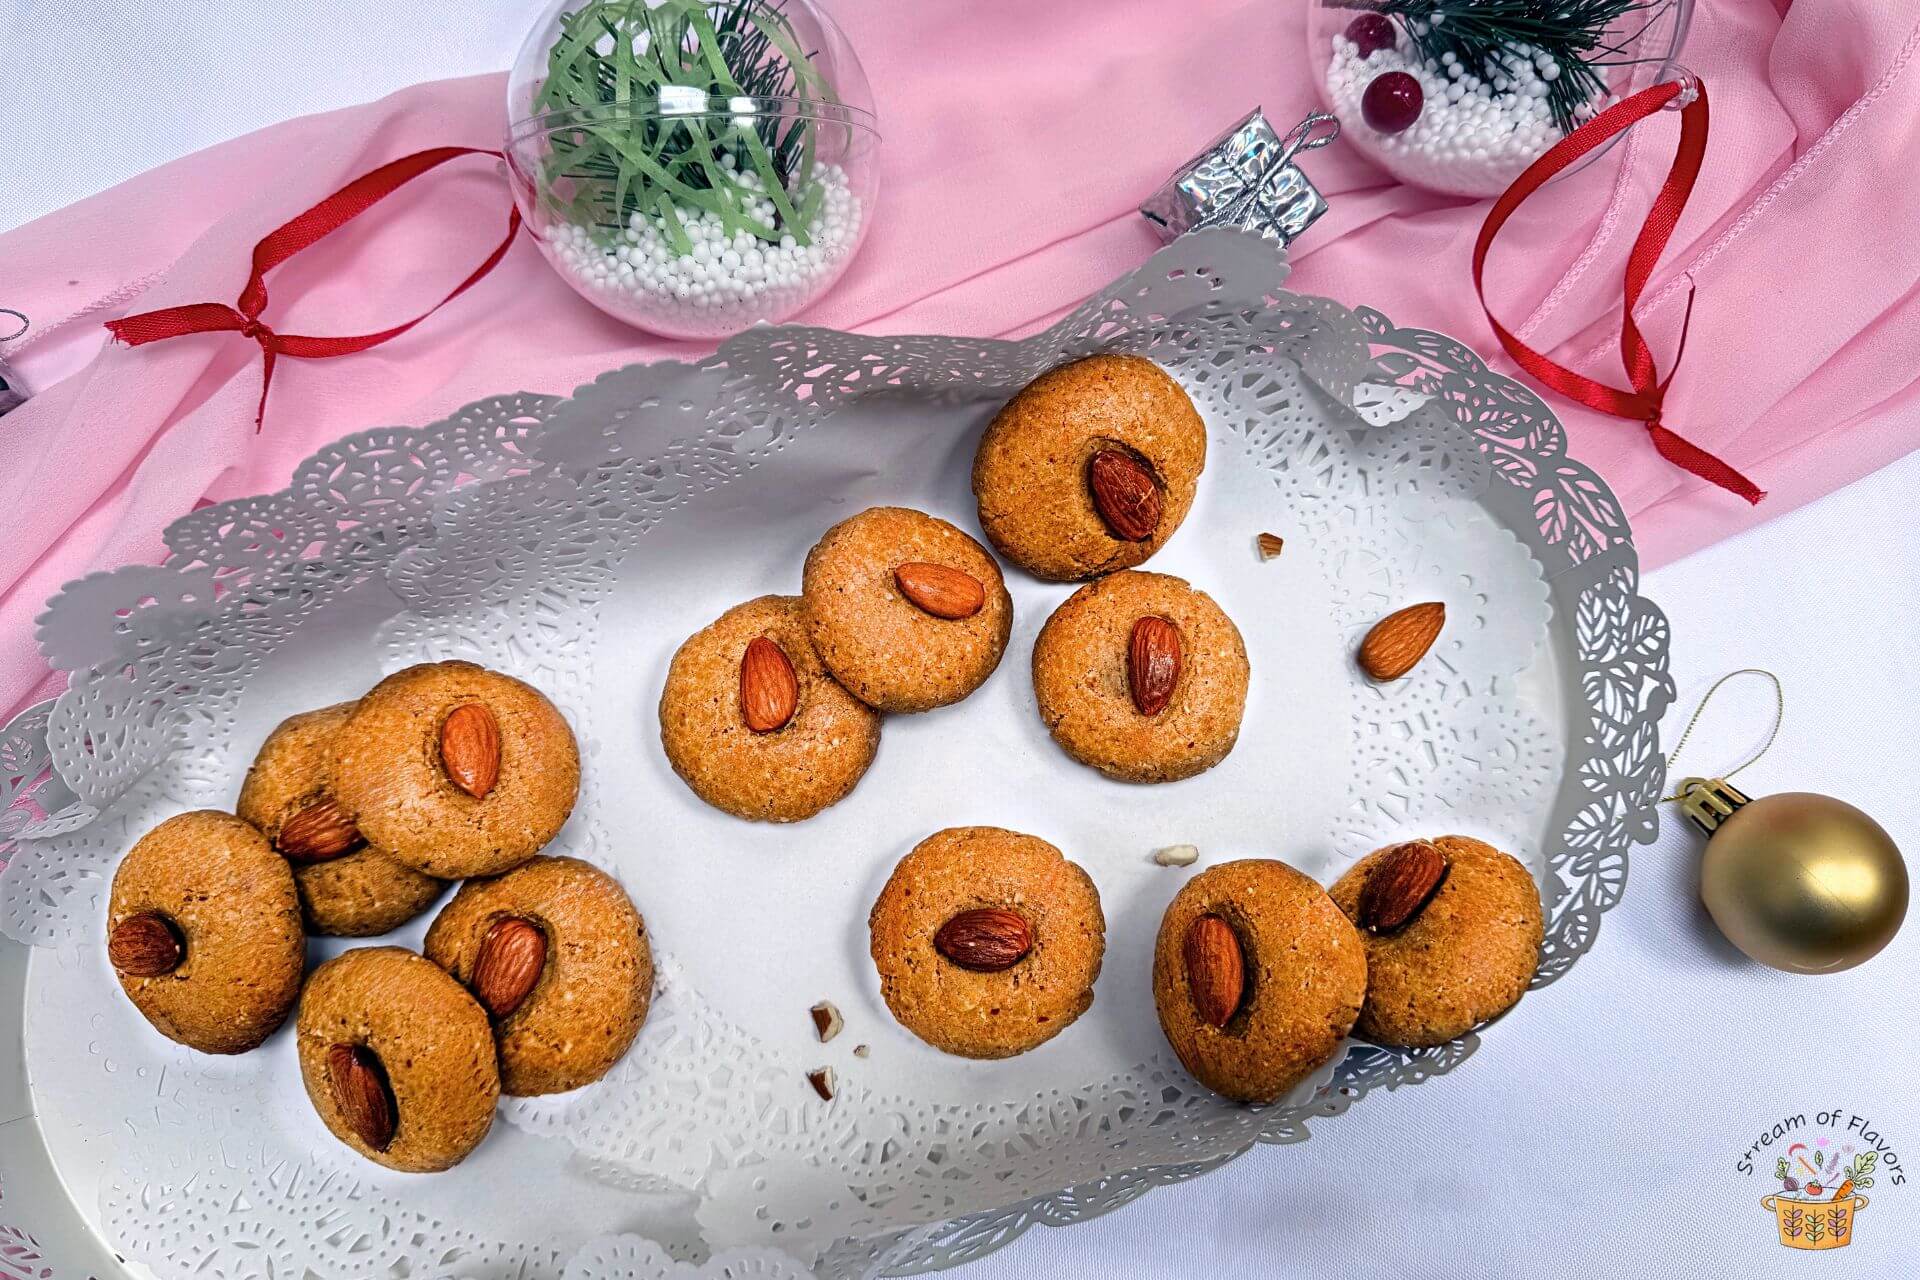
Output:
top-left (533, 0), bottom-right (829, 252)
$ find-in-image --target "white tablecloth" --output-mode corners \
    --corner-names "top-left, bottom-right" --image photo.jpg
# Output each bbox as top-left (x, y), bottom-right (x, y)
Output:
top-left (4, 4), bottom-right (1917, 1274)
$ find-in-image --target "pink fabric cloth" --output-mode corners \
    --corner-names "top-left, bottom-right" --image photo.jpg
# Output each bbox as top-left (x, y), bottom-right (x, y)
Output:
top-left (3, 0), bottom-right (1918, 720)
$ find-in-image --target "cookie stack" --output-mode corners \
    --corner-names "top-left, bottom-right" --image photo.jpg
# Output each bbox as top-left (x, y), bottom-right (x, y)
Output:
top-left (105, 661), bottom-right (652, 1172)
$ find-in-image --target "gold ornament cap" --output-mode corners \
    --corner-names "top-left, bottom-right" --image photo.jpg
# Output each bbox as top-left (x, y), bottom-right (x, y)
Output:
top-left (1676, 776), bottom-right (1751, 834)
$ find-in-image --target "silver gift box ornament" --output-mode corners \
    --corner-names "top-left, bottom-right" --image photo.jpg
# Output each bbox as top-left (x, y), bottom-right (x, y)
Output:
top-left (1141, 109), bottom-right (1340, 246)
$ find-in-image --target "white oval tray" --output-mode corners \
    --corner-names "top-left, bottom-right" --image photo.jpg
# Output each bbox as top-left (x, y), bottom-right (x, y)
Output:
top-left (0, 229), bottom-right (1669, 1278)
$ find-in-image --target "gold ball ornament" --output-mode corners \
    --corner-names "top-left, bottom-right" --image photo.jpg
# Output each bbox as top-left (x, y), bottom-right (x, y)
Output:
top-left (1682, 778), bottom-right (1909, 973)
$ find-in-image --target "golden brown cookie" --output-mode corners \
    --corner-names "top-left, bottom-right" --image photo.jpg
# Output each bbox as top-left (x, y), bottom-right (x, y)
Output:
top-left (424, 855), bottom-right (653, 1096)
top-left (973, 354), bottom-right (1206, 581)
top-left (237, 702), bottom-right (446, 936)
top-left (331, 662), bottom-right (581, 879)
top-left (801, 506), bottom-right (1015, 713)
top-left (1152, 859), bottom-right (1367, 1103)
top-left (869, 826), bottom-right (1105, 1059)
top-left (107, 810), bottom-right (303, 1055)
top-left (1032, 570), bottom-right (1249, 783)
top-left (660, 595), bottom-right (882, 821)
top-left (296, 946), bottom-right (500, 1172)
top-left (1328, 836), bottom-right (1543, 1047)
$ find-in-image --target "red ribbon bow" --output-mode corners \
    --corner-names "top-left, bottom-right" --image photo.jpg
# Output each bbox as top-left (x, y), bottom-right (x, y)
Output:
top-left (105, 146), bottom-right (521, 429)
top-left (1473, 78), bottom-right (1765, 505)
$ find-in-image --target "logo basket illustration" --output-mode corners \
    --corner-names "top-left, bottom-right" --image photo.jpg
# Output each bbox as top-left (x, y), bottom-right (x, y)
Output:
top-left (1762, 1194), bottom-right (1868, 1250)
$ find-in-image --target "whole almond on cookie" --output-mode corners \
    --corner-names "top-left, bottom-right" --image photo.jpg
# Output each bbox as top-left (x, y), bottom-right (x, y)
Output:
top-left (1183, 913), bottom-right (1244, 1027)
top-left (440, 703), bottom-right (502, 798)
top-left (109, 912), bottom-right (184, 978)
top-left (1088, 449), bottom-right (1162, 541)
top-left (894, 562), bottom-right (986, 620)
top-left (327, 1043), bottom-right (397, 1151)
top-left (1357, 840), bottom-right (1450, 933)
top-left (276, 796), bottom-right (362, 863)
top-left (469, 916), bottom-right (547, 1018)
top-left (933, 908), bottom-right (1033, 972)
top-left (1358, 602), bottom-right (1445, 681)
top-left (739, 636), bottom-right (799, 733)
top-left (1128, 616), bottom-right (1182, 716)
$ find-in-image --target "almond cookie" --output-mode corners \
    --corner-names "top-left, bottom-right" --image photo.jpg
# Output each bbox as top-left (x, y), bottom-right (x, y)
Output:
top-left (972, 354), bottom-right (1206, 581)
top-left (424, 855), bottom-right (653, 1096)
top-left (1033, 570), bottom-right (1249, 783)
top-left (1152, 859), bottom-right (1367, 1103)
top-left (107, 810), bottom-right (303, 1055)
top-left (238, 702), bottom-right (446, 936)
top-left (801, 506), bottom-right (1015, 712)
top-left (1329, 835), bottom-right (1543, 1047)
top-left (869, 826), bottom-right (1105, 1059)
top-left (660, 595), bottom-right (882, 821)
top-left (331, 662), bottom-right (581, 879)
top-left (296, 946), bottom-right (500, 1172)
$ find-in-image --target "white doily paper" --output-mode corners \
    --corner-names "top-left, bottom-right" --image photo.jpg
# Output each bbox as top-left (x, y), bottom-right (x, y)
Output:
top-left (0, 230), bottom-right (1671, 1279)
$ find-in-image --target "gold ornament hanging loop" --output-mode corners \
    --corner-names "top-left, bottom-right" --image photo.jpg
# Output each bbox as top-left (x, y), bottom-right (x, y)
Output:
top-left (1660, 667), bottom-right (1784, 803)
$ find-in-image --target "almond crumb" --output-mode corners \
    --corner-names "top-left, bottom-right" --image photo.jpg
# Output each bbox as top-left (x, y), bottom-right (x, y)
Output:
top-left (1256, 532), bottom-right (1284, 560)
top-left (1153, 843), bottom-right (1200, 867)
top-left (852, 1044), bottom-right (870, 1059)
top-left (806, 1066), bottom-right (835, 1101)
top-left (809, 1000), bottom-right (843, 1043)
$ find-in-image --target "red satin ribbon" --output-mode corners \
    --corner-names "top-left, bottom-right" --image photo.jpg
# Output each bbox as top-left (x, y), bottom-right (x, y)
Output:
top-left (105, 146), bottom-right (521, 429)
top-left (1473, 79), bottom-right (1765, 504)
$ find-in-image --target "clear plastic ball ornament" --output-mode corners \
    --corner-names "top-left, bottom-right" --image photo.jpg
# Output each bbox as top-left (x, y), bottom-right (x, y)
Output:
top-left (1308, 0), bottom-right (1692, 197)
top-left (507, 0), bottom-right (879, 339)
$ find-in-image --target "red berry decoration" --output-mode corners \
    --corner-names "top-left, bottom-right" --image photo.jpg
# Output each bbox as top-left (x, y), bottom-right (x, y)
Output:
top-left (1344, 13), bottom-right (1396, 59)
top-left (1362, 71), bottom-right (1424, 134)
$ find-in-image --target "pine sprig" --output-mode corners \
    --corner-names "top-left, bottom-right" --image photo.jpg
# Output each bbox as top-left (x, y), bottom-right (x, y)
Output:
top-left (531, 0), bottom-right (828, 248)
top-left (1335, 0), bottom-right (1669, 132)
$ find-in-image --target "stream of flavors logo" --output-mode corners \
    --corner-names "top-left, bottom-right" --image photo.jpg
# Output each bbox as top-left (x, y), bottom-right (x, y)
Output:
top-left (1737, 1110), bottom-right (1905, 1251)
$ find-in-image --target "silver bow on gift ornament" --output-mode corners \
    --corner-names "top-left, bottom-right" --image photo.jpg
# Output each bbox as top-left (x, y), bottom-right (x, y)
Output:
top-left (1141, 109), bottom-right (1340, 247)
